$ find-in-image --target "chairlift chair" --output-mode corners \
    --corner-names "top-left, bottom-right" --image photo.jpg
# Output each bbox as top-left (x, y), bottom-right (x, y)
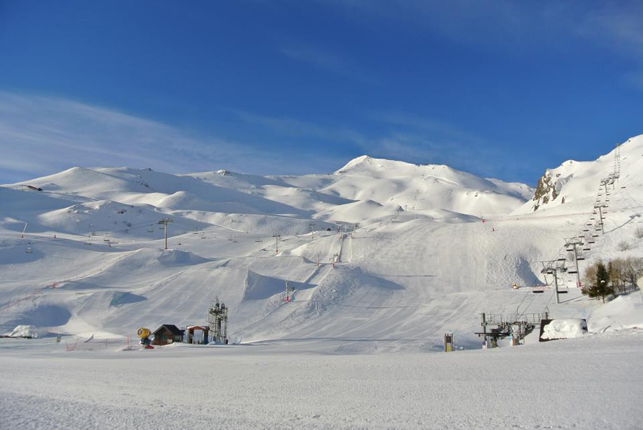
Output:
top-left (583, 247), bottom-right (591, 251)
top-left (577, 256), bottom-right (586, 261)
top-left (557, 257), bottom-right (566, 262)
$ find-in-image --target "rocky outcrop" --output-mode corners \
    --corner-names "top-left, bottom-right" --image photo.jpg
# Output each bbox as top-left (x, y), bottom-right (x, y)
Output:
top-left (531, 170), bottom-right (559, 211)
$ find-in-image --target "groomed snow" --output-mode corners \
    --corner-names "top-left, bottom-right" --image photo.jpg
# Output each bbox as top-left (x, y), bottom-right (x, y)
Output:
top-left (1, 330), bottom-right (642, 429)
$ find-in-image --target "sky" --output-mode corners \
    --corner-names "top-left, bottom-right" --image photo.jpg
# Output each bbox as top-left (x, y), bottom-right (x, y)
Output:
top-left (1, 1), bottom-right (642, 185)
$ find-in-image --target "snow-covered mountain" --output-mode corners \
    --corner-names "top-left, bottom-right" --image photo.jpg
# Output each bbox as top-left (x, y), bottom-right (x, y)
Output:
top-left (516, 135), bottom-right (643, 214)
top-left (1, 136), bottom-right (642, 352)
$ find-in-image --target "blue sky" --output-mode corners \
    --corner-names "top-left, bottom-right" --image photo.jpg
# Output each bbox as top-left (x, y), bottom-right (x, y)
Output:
top-left (1, 1), bottom-right (642, 185)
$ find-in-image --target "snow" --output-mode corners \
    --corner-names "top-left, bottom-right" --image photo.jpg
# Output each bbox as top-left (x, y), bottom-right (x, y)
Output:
top-left (588, 293), bottom-right (643, 333)
top-left (1, 331), bottom-right (642, 429)
top-left (541, 319), bottom-right (587, 340)
top-left (6, 324), bottom-right (43, 338)
top-left (1, 136), bottom-right (643, 428)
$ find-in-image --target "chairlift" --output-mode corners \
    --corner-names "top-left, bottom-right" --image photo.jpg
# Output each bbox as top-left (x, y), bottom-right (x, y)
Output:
top-left (568, 270), bottom-right (578, 274)
top-left (583, 228), bottom-right (589, 232)
top-left (557, 257), bottom-right (566, 262)
top-left (577, 256), bottom-right (586, 261)
top-left (533, 289), bottom-right (545, 294)
top-left (583, 247), bottom-right (591, 251)
top-left (592, 234), bottom-right (599, 238)
top-left (590, 217), bottom-right (595, 220)
top-left (566, 248), bottom-right (574, 252)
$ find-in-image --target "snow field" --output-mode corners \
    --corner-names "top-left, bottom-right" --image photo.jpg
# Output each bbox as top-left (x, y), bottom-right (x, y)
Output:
top-left (1, 330), bottom-right (642, 429)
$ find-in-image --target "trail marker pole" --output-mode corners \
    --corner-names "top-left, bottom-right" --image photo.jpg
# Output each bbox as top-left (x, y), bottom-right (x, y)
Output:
top-left (273, 234), bottom-right (281, 254)
top-left (309, 223), bottom-right (315, 240)
top-left (284, 281), bottom-right (295, 302)
top-left (21, 222), bottom-right (28, 239)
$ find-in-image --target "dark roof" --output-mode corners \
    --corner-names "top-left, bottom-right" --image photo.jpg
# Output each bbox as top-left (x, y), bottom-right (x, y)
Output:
top-left (154, 324), bottom-right (184, 336)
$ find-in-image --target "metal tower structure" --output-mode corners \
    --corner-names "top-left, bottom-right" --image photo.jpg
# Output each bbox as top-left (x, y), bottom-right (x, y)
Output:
top-left (207, 298), bottom-right (228, 344)
top-left (541, 260), bottom-right (567, 304)
top-left (157, 218), bottom-right (173, 250)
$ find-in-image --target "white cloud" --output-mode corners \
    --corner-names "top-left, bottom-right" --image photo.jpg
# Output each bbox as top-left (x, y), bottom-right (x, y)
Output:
top-left (0, 92), bottom-right (343, 183)
top-left (233, 109), bottom-right (504, 177)
top-left (279, 43), bottom-right (377, 83)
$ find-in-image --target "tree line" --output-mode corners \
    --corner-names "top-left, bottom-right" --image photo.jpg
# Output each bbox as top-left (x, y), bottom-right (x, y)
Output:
top-left (581, 257), bottom-right (643, 303)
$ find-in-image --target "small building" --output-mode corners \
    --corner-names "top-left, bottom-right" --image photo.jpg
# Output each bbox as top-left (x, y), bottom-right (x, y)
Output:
top-left (186, 325), bottom-right (210, 345)
top-left (152, 324), bottom-right (184, 345)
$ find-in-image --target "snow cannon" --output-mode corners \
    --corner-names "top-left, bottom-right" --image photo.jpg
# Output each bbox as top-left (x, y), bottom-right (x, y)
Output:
top-left (137, 327), bottom-right (154, 349)
top-left (137, 327), bottom-right (151, 339)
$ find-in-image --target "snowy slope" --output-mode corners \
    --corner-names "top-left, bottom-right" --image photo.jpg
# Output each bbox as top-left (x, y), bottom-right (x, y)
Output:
top-left (1, 137), bottom-right (642, 352)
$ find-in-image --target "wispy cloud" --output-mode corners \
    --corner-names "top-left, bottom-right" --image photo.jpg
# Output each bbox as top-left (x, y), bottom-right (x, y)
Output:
top-left (232, 109), bottom-right (368, 145)
top-left (233, 109), bottom-right (505, 177)
top-left (0, 92), bottom-right (342, 183)
top-left (327, 1), bottom-right (643, 90)
top-left (279, 43), bottom-right (376, 83)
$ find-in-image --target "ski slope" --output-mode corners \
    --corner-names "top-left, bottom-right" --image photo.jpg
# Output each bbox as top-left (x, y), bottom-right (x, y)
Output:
top-left (1, 136), bottom-right (643, 352)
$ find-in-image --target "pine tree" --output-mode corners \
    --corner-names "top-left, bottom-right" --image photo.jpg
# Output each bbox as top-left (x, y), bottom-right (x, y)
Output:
top-left (585, 262), bottom-right (613, 303)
